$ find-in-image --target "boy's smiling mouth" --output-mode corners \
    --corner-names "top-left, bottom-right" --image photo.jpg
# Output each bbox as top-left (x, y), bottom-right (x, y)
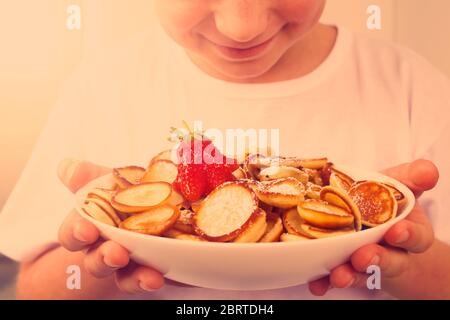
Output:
top-left (215, 37), bottom-right (275, 61)
top-left (203, 30), bottom-right (282, 62)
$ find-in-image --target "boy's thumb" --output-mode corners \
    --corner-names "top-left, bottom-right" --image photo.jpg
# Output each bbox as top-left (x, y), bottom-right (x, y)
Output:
top-left (382, 159), bottom-right (439, 197)
top-left (57, 159), bottom-right (111, 193)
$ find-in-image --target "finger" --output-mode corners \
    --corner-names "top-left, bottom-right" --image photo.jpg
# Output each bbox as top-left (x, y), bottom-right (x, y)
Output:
top-left (382, 159), bottom-right (439, 197)
top-left (165, 279), bottom-right (196, 288)
top-left (383, 205), bottom-right (434, 253)
top-left (308, 277), bottom-right (331, 296)
top-left (57, 159), bottom-right (111, 193)
top-left (84, 241), bottom-right (130, 278)
top-left (329, 263), bottom-right (368, 289)
top-left (350, 244), bottom-right (410, 278)
top-left (115, 263), bottom-right (165, 294)
top-left (58, 210), bottom-right (100, 251)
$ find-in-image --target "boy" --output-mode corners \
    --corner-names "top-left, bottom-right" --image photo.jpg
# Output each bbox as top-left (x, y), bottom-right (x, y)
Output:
top-left (1, 0), bottom-right (449, 299)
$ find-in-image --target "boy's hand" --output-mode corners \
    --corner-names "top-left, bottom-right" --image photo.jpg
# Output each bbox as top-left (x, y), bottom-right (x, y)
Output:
top-left (309, 159), bottom-right (439, 296)
top-left (57, 159), bottom-right (165, 294)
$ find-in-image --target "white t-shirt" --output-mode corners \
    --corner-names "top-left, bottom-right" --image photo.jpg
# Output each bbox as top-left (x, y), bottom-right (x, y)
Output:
top-left (1, 24), bottom-right (449, 300)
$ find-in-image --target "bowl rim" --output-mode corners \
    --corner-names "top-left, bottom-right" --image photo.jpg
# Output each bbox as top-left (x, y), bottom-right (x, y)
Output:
top-left (76, 164), bottom-right (415, 249)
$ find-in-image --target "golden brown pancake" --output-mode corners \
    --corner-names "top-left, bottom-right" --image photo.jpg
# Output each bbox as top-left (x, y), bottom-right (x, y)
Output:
top-left (348, 181), bottom-right (398, 227)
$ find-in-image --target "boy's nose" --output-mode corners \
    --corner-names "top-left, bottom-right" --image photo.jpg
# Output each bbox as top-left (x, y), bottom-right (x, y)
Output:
top-left (214, 0), bottom-right (269, 44)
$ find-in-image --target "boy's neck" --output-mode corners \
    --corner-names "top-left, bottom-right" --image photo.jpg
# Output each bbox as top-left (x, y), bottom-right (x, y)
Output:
top-left (186, 23), bottom-right (338, 84)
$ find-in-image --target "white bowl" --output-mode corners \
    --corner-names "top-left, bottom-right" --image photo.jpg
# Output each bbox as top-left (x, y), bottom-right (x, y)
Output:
top-left (75, 165), bottom-right (415, 291)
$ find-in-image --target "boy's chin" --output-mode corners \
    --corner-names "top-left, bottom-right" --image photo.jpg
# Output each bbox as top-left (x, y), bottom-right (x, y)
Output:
top-left (212, 60), bottom-right (278, 83)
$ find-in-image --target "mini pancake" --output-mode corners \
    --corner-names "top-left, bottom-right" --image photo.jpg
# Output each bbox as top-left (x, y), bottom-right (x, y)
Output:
top-left (259, 212), bottom-right (283, 243)
top-left (234, 209), bottom-right (267, 243)
top-left (329, 167), bottom-right (355, 191)
top-left (141, 160), bottom-right (178, 184)
top-left (281, 208), bottom-right (314, 238)
top-left (258, 166), bottom-right (309, 184)
top-left (243, 154), bottom-right (266, 179)
top-left (300, 225), bottom-right (355, 239)
top-left (382, 183), bottom-right (407, 210)
top-left (112, 166), bottom-right (146, 189)
top-left (173, 207), bottom-right (196, 234)
top-left (348, 181), bottom-right (398, 227)
top-left (319, 186), bottom-right (362, 231)
top-left (150, 149), bottom-right (175, 164)
top-left (193, 182), bottom-right (259, 242)
top-left (248, 155), bottom-right (328, 170)
top-left (357, 180), bottom-right (406, 210)
top-left (254, 177), bottom-right (305, 209)
top-left (297, 199), bottom-right (355, 230)
top-left (82, 201), bottom-right (117, 227)
top-left (85, 197), bottom-right (122, 226)
top-left (305, 182), bottom-right (322, 200)
top-left (120, 205), bottom-right (180, 235)
top-left (280, 233), bottom-right (311, 242)
top-left (87, 188), bottom-right (115, 203)
top-left (232, 167), bottom-right (247, 179)
top-left (111, 182), bottom-right (172, 213)
top-left (282, 208), bottom-right (354, 239)
top-left (164, 229), bottom-right (206, 242)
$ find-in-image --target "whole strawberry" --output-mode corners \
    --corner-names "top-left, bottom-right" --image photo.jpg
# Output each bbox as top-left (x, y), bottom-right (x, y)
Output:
top-left (169, 122), bottom-right (240, 200)
top-left (177, 164), bottom-right (206, 202)
top-left (222, 156), bottom-right (240, 172)
top-left (204, 163), bottom-right (237, 194)
top-left (177, 138), bottom-right (213, 165)
top-left (172, 174), bottom-right (182, 193)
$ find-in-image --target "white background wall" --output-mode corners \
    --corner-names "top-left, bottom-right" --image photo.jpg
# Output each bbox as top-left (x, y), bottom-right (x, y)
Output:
top-left (323, 0), bottom-right (450, 75)
top-left (323, 0), bottom-right (395, 40)
top-left (0, 0), bottom-right (449, 208)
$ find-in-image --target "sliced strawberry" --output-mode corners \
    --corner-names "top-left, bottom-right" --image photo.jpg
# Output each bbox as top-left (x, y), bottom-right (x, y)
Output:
top-left (177, 164), bottom-right (207, 202)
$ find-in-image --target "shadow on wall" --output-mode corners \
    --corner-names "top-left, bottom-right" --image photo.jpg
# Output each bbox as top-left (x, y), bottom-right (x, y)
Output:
top-left (0, 255), bottom-right (17, 300)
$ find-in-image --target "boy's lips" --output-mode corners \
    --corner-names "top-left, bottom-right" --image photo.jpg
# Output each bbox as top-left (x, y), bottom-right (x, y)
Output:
top-left (209, 35), bottom-right (277, 61)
